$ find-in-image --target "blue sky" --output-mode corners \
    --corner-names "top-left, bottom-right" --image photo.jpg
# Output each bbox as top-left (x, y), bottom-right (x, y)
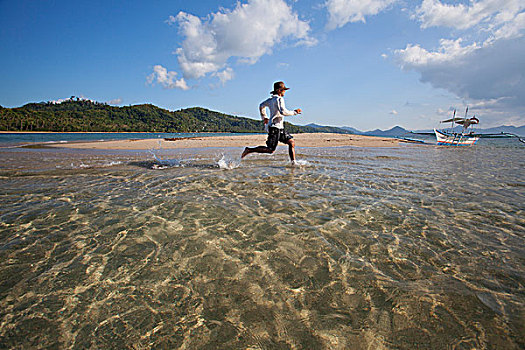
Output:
top-left (1, 0), bottom-right (524, 130)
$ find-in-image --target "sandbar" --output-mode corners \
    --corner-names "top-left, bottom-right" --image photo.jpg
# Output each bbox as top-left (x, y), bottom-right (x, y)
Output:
top-left (46, 133), bottom-right (401, 149)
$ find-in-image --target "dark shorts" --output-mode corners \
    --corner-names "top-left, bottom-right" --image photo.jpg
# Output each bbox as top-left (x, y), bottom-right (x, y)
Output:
top-left (266, 127), bottom-right (293, 151)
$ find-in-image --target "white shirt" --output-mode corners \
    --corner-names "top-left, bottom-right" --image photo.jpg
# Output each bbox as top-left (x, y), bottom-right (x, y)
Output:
top-left (259, 95), bottom-right (298, 130)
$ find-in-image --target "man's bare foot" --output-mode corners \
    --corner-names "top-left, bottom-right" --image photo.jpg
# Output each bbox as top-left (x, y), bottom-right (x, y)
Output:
top-left (241, 147), bottom-right (250, 159)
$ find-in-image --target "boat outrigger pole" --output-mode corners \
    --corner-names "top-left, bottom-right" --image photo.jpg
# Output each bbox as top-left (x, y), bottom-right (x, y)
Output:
top-left (505, 133), bottom-right (525, 144)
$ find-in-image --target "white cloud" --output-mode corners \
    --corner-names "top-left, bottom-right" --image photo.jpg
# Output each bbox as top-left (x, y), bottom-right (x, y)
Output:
top-left (325, 0), bottom-right (396, 29)
top-left (51, 96), bottom-right (97, 104)
top-left (147, 65), bottom-right (189, 90)
top-left (395, 38), bottom-right (479, 67)
top-left (213, 67), bottom-right (234, 85)
top-left (492, 11), bottom-right (525, 40)
top-left (172, 0), bottom-right (315, 82)
top-left (415, 0), bottom-right (525, 30)
top-left (107, 98), bottom-right (122, 105)
top-left (166, 15), bottom-right (177, 25)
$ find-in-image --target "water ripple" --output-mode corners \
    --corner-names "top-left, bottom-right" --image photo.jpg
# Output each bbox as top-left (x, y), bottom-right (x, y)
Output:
top-left (0, 144), bottom-right (523, 348)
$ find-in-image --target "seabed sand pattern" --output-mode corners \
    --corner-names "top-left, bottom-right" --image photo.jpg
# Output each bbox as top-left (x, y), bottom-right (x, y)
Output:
top-left (0, 138), bottom-right (523, 349)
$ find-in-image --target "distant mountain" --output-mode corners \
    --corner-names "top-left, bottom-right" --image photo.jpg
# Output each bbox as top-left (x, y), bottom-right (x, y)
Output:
top-left (305, 123), bottom-right (353, 134)
top-left (313, 125), bottom-right (411, 137)
top-left (345, 125), bottom-right (525, 137)
top-left (340, 126), bottom-right (362, 134)
top-left (363, 126), bottom-right (408, 137)
top-left (481, 125), bottom-right (525, 136)
top-left (329, 125), bottom-right (410, 137)
top-left (306, 123), bottom-right (324, 128)
top-left (317, 123), bottom-right (525, 137)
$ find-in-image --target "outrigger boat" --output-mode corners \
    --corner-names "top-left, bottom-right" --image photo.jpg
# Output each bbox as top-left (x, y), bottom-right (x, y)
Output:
top-left (434, 108), bottom-right (480, 146)
top-left (407, 107), bottom-right (524, 145)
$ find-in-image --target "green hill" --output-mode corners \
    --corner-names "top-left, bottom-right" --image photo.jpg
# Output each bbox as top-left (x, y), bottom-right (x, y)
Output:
top-left (0, 99), bottom-right (350, 134)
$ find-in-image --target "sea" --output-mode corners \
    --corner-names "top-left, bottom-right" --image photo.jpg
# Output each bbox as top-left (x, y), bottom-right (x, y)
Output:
top-left (0, 133), bottom-right (523, 349)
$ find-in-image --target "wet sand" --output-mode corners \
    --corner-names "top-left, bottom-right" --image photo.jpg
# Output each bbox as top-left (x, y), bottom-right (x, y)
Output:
top-left (46, 133), bottom-right (401, 149)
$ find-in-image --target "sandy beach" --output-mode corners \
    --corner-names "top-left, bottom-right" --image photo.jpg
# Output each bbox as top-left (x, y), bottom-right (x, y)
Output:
top-left (46, 132), bottom-right (401, 149)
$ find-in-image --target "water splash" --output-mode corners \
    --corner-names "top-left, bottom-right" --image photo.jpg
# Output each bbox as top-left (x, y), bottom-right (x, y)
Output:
top-left (217, 154), bottom-right (241, 170)
top-left (150, 156), bottom-right (183, 169)
top-left (149, 147), bottom-right (182, 169)
top-left (292, 159), bottom-right (311, 167)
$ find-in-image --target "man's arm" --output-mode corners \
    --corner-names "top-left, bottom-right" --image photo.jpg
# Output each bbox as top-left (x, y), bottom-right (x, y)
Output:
top-left (259, 99), bottom-right (270, 124)
top-left (277, 97), bottom-right (301, 116)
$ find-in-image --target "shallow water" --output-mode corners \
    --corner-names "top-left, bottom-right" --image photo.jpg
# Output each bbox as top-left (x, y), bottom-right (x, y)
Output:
top-left (0, 140), bottom-right (524, 349)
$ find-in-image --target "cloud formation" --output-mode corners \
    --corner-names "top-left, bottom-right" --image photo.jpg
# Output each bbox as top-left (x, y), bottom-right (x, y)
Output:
top-left (325, 0), bottom-right (396, 29)
top-left (168, 0), bottom-right (315, 84)
top-left (395, 0), bottom-right (525, 125)
top-left (397, 37), bottom-right (525, 104)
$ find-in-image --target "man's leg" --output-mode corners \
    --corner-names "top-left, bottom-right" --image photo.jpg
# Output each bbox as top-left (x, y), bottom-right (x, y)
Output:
top-left (241, 146), bottom-right (273, 158)
top-left (286, 139), bottom-right (296, 162)
top-left (242, 128), bottom-right (279, 159)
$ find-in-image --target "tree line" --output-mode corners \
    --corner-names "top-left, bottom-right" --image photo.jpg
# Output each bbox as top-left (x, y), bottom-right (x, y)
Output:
top-left (0, 99), bottom-right (345, 134)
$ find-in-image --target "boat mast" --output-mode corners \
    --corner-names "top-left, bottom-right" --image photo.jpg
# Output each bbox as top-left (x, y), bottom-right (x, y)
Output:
top-left (462, 107), bottom-right (469, 134)
top-left (450, 109), bottom-right (456, 133)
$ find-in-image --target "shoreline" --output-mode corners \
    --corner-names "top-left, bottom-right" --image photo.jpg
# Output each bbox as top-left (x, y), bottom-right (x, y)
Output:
top-left (43, 133), bottom-right (402, 149)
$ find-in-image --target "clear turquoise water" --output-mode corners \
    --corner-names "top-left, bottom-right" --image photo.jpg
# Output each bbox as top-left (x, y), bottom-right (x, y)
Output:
top-left (0, 137), bottom-right (523, 349)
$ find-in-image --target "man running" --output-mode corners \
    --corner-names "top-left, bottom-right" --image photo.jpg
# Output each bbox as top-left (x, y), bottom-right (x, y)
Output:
top-left (241, 81), bottom-right (302, 162)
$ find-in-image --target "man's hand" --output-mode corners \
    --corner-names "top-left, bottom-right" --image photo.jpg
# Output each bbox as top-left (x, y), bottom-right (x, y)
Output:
top-left (263, 118), bottom-right (269, 124)
top-left (295, 108), bottom-right (302, 114)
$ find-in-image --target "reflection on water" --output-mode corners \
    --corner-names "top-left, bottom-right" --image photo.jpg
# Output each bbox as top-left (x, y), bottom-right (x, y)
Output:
top-left (0, 141), bottom-right (524, 349)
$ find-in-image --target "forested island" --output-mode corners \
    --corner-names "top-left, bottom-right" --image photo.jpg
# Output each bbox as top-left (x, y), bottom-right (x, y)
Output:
top-left (0, 98), bottom-right (348, 134)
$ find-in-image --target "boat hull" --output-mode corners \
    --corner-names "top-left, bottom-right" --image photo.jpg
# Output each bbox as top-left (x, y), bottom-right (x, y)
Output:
top-left (434, 129), bottom-right (479, 146)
